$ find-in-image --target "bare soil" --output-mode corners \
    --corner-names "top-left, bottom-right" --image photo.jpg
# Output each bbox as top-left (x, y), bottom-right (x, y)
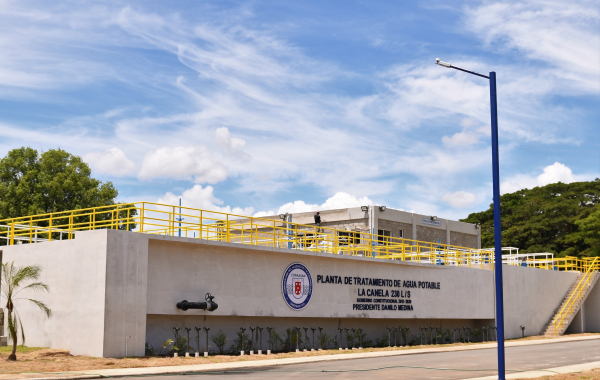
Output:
top-left (516, 368), bottom-right (600, 380)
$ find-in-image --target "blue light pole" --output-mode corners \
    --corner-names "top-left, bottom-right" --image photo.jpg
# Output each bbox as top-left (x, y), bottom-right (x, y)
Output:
top-left (436, 58), bottom-right (505, 380)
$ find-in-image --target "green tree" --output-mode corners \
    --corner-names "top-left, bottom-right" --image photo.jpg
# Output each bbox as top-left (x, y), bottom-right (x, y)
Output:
top-left (0, 147), bottom-right (118, 219)
top-left (2, 262), bottom-right (51, 361)
top-left (574, 206), bottom-right (600, 256)
top-left (461, 179), bottom-right (600, 257)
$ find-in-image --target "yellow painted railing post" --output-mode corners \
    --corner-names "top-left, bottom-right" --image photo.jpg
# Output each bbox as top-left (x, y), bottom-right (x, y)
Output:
top-left (199, 210), bottom-right (202, 239)
top-left (70, 211), bottom-right (74, 239)
top-left (227, 215), bottom-right (230, 243)
top-left (140, 204), bottom-right (145, 233)
top-left (9, 220), bottom-right (14, 245)
top-left (48, 216), bottom-right (53, 241)
top-left (29, 216), bottom-right (33, 244)
top-left (171, 206), bottom-right (174, 236)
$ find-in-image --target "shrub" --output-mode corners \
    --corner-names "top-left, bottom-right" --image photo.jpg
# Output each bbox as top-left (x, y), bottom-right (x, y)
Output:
top-left (210, 330), bottom-right (227, 355)
top-left (317, 332), bottom-right (334, 350)
top-left (375, 334), bottom-right (389, 347)
top-left (228, 331), bottom-right (252, 354)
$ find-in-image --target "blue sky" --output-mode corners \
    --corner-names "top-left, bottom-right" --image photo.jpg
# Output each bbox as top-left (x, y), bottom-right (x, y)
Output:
top-left (1, 0), bottom-right (598, 219)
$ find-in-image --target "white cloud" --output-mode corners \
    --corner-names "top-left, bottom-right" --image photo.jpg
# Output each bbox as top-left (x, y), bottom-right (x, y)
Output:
top-left (255, 192), bottom-right (374, 215)
top-left (320, 192), bottom-right (374, 211)
top-left (0, 1), bottom-right (596, 222)
top-left (277, 200), bottom-right (319, 214)
top-left (215, 127), bottom-right (251, 160)
top-left (537, 162), bottom-right (580, 186)
top-left (83, 148), bottom-right (136, 177)
top-left (253, 210), bottom-right (275, 218)
top-left (442, 131), bottom-right (481, 146)
top-left (157, 184), bottom-right (254, 216)
top-left (500, 174), bottom-right (538, 195)
top-left (138, 146), bottom-right (228, 184)
top-left (501, 162), bottom-right (592, 194)
top-left (465, 0), bottom-right (600, 94)
top-left (442, 191), bottom-right (478, 208)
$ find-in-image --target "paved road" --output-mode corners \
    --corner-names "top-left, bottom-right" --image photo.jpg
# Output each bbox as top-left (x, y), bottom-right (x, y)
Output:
top-left (141, 339), bottom-right (600, 380)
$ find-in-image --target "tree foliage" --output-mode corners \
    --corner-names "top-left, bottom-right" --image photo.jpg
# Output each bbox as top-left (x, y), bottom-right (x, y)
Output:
top-left (0, 147), bottom-right (119, 220)
top-left (461, 179), bottom-right (600, 257)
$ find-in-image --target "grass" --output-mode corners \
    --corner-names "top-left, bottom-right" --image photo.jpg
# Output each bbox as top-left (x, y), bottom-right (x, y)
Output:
top-left (0, 345), bottom-right (46, 354)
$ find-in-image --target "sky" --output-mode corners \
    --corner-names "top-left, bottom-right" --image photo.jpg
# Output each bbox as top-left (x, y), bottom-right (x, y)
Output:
top-left (0, 0), bottom-right (598, 220)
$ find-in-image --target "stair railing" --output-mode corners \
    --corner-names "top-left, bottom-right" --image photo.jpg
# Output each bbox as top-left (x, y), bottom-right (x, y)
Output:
top-left (554, 256), bottom-right (599, 335)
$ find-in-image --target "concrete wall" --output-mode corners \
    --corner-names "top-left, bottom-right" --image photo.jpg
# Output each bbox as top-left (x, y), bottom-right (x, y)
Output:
top-left (378, 219), bottom-right (413, 239)
top-left (1, 232), bottom-right (109, 357)
top-left (103, 230), bottom-right (149, 358)
top-left (0, 230), bottom-right (583, 357)
top-left (1, 229), bottom-right (149, 358)
top-left (502, 265), bottom-right (579, 338)
top-left (146, 237), bottom-right (495, 320)
top-left (450, 231), bottom-right (478, 249)
top-left (582, 278), bottom-right (600, 332)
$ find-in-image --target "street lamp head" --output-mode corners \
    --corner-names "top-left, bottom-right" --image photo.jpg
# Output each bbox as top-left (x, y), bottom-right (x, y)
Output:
top-left (435, 58), bottom-right (452, 68)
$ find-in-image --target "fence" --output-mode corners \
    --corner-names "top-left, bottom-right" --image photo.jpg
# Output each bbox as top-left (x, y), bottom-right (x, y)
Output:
top-left (0, 202), bottom-right (596, 273)
top-left (554, 256), bottom-right (600, 334)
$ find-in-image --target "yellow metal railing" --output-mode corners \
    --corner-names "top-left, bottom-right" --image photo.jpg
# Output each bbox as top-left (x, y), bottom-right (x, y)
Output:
top-left (0, 201), bottom-right (595, 272)
top-left (553, 256), bottom-right (600, 335)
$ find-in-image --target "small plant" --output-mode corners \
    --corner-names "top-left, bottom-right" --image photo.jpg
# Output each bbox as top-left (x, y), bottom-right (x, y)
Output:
top-left (354, 330), bottom-right (372, 348)
top-left (317, 331), bottom-right (333, 350)
top-left (228, 331), bottom-right (252, 354)
top-left (442, 328), bottom-right (452, 344)
top-left (408, 335), bottom-right (420, 346)
top-left (472, 328), bottom-right (481, 342)
top-left (268, 328), bottom-right (284, 352)
top-left (210, 330), bottom-right (227, 355)
top-left (170, 333), bottom-right (188, 354)
top-left (145, 343), bottom-right (158, 356)
top-left (375, 334), bottom-right (389, 347)
top-left (160, 339), bottom-right (173, 355)
top-left (282, 328), bottom-right (303, 352)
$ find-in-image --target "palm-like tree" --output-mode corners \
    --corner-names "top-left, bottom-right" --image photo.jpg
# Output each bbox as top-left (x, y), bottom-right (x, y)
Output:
top-left (1, 262), bottom-right (51, 361)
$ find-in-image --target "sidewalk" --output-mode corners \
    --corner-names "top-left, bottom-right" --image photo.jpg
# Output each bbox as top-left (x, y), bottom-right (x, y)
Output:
top-left (468, 361), bottom-right (600, 380)
top-left (5, 335), bottom-right (600, 380)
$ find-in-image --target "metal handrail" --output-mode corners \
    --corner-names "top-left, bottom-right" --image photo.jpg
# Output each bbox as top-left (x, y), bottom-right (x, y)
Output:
top-left (0, 202), bottom-right (595, 271)
top-left (553, 256), bottom-right (599, 335)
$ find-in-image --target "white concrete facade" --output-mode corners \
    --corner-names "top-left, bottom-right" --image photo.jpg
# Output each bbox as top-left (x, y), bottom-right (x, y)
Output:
top-left (1, 229), bottom-right (594, 358)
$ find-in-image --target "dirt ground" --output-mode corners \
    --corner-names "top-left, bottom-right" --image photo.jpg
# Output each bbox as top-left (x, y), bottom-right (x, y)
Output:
top-left (0, 333), bottom-right (597, 377)
top-left (517, 368), bottom-right (600, 380)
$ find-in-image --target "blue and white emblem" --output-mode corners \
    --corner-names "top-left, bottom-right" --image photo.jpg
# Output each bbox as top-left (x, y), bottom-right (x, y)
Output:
top-left (282, 263), bottom-right (313, 310)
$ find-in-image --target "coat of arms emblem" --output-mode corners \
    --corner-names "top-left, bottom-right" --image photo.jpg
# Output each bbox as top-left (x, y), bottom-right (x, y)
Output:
top-left (282, 263), bottom-right (313, 310)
